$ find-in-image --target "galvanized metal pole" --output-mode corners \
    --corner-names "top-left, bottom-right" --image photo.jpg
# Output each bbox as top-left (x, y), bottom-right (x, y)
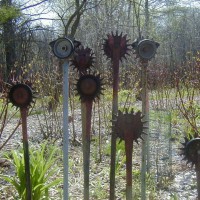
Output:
top-left (141, 62), bottom-right (149, 200)
top-left (63, 61), bottom-right (69, 200)
top-left (144, 0), bottom-right (150, 175)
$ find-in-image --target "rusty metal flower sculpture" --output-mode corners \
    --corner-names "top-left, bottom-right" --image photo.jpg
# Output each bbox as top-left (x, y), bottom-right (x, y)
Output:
top-left (113, 108), bottom-right (146, 199)
top-left (180, 134), bottom-right (200, 199)
top-left (73, 46), bottom-right (103, 200)
top-left (103, 31), bottom-right (131, 199)
top-left (76, 73), bottom-right (104, 102)
top-left (114, 109), bottom-right (145, 143)
top-left (71, 46), bottom-right (95, 73)
top-left (103, 31), bottom-right (130, 62)
top-left (180, 135), bottom-right (198, 166)
top-left (7, 80), bottom-right (36, 200)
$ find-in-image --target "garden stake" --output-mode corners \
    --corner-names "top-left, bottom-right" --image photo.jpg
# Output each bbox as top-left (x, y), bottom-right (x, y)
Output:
top-left (8, 83), bottom-right (35, 200)
top-left (103, 31), bottom-right (130, 200)
top-left (181, 136), bottom-right (200, 200)
top-left (113, 109), bottom-right (146, 200)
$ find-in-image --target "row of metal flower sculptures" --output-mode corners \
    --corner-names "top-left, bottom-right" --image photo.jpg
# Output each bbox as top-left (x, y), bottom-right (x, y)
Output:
top-left (5, 32), bottom-right (200, 200)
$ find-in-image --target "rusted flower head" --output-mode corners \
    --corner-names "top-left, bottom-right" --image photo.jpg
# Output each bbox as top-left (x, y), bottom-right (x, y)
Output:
top-left (76, 73), bottom-right (104, 102)
top-left (180, 134), bottom-right (200, 167)
top-left (7, 80), bottom-right (35, 108)
top-left (113, 109), bottom-right (146, 144)
top-left (71, 46), bottom-right (95, 73)
top-left (103, 31), bottom-right (130, 61)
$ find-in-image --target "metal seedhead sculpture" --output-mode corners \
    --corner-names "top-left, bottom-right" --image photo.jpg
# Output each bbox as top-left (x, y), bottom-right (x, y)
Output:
top-left (72, 43), bottom-right (104, 200)
top-left (103, 31), bottom-right (130, 62)
top-left (114, 109), bottom-right (146, 143)
top-left (113, 109), bottom-right (146, 199)
top-left (103, 31), bottom-right (131, 200)
top-left (71, 46), bottom-right (95, 73)
top-left (180, 134), bottom-right (200, 199)
top-left (7, 81), bottom-right (36, 200)
top-left (180, 135), bottom-right (200, 166)
top-left (75, 72), bottom-right (104, 200)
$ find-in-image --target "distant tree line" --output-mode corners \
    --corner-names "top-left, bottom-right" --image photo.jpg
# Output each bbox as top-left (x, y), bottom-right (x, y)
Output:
top-left (1, 0), bottom-right (200, 90)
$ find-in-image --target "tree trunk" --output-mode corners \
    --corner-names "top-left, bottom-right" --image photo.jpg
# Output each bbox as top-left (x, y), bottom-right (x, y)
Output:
top-left (2, 0), bottom-right (16, 81)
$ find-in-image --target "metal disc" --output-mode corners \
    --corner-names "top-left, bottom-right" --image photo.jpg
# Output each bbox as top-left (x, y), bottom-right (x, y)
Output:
top-left (53, 38), bottom-right (74, 59)
top-left (138, 39), bottom-right (157, 60)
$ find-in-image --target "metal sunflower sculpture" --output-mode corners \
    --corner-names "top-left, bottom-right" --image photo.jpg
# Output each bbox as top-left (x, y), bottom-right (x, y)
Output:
top-left (7, 80), bottom-right (36, 200)
top-left (103, 31), bottom-right (131, 200)
top-left (103, 31), bottom-right (131, 61)
top-left (114, 109), bottom-right (146, 143)
top-left (71, 46), bottom-right (95, 73)
top-left (72, 44), bottom-right (104, 200)
top-left (180, 134), bottom-right (200, 199)
top-left (113, 108), bottom-right (146, 200)
top-left (75, 72), bottom-right (104, 200)
top-left (76, 73), bottom-right (104, 102)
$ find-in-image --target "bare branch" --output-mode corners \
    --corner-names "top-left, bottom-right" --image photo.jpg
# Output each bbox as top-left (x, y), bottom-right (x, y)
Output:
top-left (21, 0), bottom-right (48, 11)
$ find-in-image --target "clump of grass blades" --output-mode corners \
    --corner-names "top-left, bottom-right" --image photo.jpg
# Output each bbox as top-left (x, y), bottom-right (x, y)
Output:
top-left (0, 142), bottom-right (62, 200)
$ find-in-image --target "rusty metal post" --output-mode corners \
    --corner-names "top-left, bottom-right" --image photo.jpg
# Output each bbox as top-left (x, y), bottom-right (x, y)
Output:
top-left (103, 32), bottom-right (130, 200)
top-left (20, 107), bottom-right (32, 200)
top-left (110, 48), bottom-right (120, 200)
top-left (141, 61), bottom-right (149, 200)
top-left (81, 101), bottom-right (93, 200)
top-left (125, 138), bottom-right (133, 200)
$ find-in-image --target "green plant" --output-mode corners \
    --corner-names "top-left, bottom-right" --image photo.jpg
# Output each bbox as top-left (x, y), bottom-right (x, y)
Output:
top-left (170, 193), bottom-right (179, 200)
top-left (0, 142), bottom-right (62, 200)
top-left (115, 140), bottom-right (126, 173)
top-left (91, 177), bottom-right (108, 199)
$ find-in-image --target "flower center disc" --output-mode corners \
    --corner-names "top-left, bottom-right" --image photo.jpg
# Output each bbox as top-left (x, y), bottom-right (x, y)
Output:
top-left (80, 78), bottom-right (97, 95)
top-left (9, 84), bottom-right (33, 107)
